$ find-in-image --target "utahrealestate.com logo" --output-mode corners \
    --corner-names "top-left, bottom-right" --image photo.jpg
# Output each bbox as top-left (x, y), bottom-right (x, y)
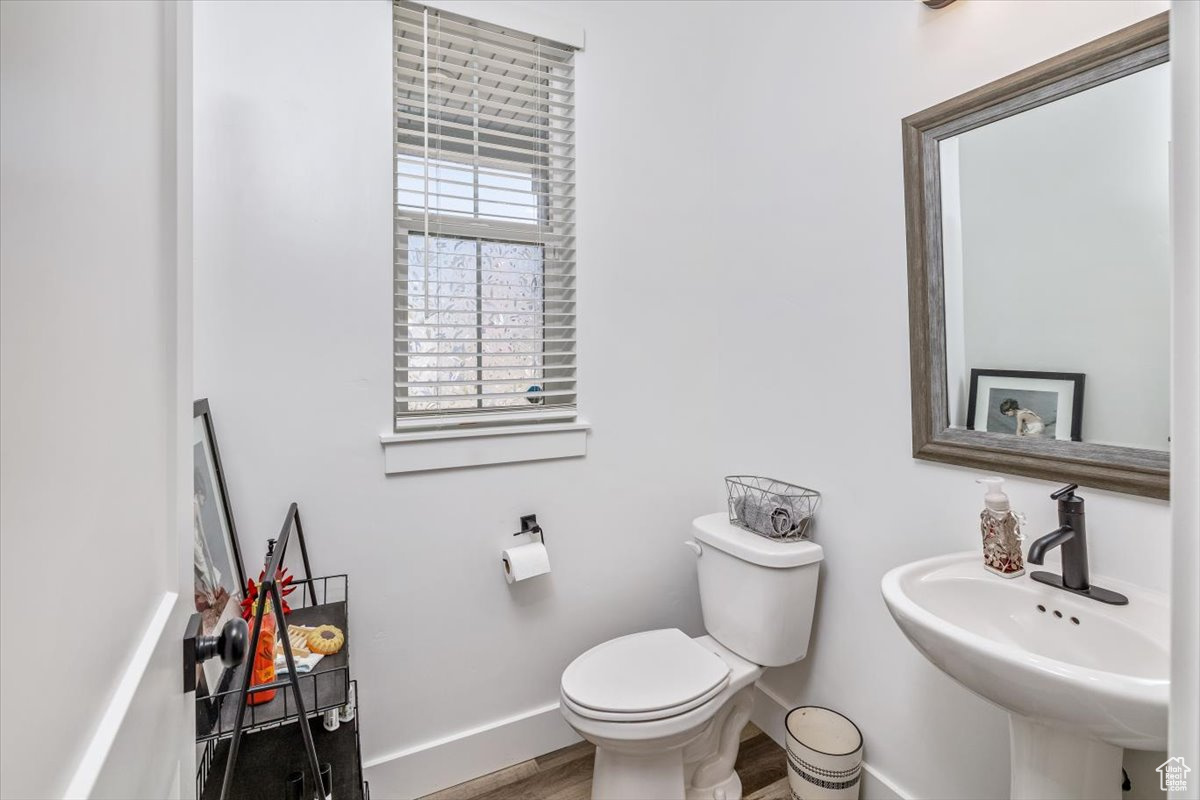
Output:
top-left (1158, 757), bottom-right (1191, 792)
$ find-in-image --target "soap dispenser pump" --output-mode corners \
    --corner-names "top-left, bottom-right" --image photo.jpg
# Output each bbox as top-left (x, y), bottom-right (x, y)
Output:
top-left (977, 477), bottom-right (1024, 578)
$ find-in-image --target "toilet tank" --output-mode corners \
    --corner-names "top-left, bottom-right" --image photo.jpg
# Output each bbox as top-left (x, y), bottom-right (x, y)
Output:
top-left (690, 513), bottom-right (823, 667)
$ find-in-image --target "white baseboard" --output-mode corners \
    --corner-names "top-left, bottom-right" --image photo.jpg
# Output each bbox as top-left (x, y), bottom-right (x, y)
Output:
top-left (860, 762), bottom-right (915, 800)
top-left (750, 683), bottom-right (914, 800)
top-left (367, 687), bottom-right (913, 800)
top-left (363, 701), bottom-right (581, 799)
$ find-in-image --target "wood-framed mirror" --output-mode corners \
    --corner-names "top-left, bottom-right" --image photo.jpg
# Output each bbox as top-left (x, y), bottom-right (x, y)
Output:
top-left (903, 13), bottom-right (1170, 500)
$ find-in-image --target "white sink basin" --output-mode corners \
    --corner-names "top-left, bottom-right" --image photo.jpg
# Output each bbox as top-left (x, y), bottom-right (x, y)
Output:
top-left (882, 552), bottom-right (1168, 800)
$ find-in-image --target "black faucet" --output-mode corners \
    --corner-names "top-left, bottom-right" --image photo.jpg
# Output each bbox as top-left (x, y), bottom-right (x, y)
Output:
top-left (1027, 484), bottom-right (1127, 605)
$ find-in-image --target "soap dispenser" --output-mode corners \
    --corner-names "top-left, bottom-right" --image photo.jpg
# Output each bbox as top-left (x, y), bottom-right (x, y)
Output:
top-left (977, 477), bottom-right (1024, 578)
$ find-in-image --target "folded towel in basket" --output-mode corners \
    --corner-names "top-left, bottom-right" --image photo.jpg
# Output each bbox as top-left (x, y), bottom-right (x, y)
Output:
top-left (735, 494), bottom-right (810, 537)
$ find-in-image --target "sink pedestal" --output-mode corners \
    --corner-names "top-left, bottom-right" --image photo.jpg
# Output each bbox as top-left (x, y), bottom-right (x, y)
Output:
top-left (1009, 716), bottom-right (1122, 800)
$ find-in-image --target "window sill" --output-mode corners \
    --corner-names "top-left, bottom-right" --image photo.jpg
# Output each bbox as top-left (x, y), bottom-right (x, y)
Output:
top-left (379, 420), bottom-right (590, 474)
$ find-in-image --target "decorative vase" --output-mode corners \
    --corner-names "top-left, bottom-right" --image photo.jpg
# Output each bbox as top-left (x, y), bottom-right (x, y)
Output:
top-left (247, 603), bottom-right (277, 705)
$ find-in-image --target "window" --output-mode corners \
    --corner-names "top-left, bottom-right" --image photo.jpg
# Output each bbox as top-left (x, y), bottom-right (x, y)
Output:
top-left (393, 1), bottom-right (577, 429)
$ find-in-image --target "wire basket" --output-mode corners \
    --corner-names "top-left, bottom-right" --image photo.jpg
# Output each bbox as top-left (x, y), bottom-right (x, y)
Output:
top-left (726, 476), bottom-right (821, 541)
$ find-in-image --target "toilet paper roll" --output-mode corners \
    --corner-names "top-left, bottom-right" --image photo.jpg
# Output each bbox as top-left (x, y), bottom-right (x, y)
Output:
top-left (502, 541), bottom-right (551, 584)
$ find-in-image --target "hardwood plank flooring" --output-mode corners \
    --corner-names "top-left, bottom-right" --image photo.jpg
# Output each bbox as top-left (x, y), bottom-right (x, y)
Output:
top-left (418, 724), bottom-right (787, 800)
top-left (419, 761), bottom-right (540, 800)
top-left (744, 777), bottom-right (791, 800)
top-left (732, 727), bottom-right (788, 797)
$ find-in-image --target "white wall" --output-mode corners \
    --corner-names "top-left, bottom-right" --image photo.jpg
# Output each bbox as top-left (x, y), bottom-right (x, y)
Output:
top-left (712, 2), bottom-right (1170, 798)
top-left (194, 2), bottom-right (1177, 799)
top-left (0, 2), bottom-right (189, 797)
top-left (193, 1), bottom-right (725, 796)
top-left (954, 63), bottom-right (1171, 449)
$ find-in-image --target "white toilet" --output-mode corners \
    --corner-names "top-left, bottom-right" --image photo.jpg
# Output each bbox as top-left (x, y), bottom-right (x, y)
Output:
top-left (559, 512), bottom-right (823, 800)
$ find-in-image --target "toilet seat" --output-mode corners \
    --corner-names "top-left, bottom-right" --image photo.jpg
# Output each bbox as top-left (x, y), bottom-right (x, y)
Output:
top-left (561, 629), bottom-right (731, 722)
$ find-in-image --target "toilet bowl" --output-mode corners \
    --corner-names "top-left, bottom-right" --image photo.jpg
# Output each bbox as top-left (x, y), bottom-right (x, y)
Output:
top-left (560, 514), bottom-right (824, 800)
top-left (561, 631), bottom-right (764, 800)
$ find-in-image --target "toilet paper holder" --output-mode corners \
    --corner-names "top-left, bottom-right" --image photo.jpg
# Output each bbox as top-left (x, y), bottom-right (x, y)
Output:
top-left (512, 514), bottom-right (545, 543)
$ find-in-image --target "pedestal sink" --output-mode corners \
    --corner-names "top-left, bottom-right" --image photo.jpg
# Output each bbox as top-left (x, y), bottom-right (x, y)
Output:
top-left (881, 552), bottom-right (1168, 800)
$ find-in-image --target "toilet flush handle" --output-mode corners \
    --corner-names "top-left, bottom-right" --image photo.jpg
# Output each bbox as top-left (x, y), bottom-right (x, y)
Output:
top-left (683, 540), bottom-right (703, 558)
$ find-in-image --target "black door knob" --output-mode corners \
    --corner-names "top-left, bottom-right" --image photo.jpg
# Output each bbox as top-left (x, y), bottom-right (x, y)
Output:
top-left (196, 618), bottom-right (248, 668)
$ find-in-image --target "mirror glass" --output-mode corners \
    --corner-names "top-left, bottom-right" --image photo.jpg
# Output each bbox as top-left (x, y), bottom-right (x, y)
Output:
top-left (939, 62), bottom-right (1170, 451)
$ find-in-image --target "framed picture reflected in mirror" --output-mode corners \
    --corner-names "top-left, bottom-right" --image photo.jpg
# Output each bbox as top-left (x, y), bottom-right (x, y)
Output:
top-left (967, 369), bottom-right (1085, 443)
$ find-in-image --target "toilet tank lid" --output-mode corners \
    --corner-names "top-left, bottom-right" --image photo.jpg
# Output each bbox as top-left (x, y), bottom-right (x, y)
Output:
top-left (692, 513), bottom-right (824, 568)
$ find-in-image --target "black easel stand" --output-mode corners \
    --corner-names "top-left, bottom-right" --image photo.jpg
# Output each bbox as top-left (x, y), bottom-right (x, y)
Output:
top-left (219, 503), bottom-right (324, 800)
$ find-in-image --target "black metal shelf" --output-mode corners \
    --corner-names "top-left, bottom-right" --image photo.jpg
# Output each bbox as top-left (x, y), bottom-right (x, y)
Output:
top-left (197, 575), bottom-right (350, 742)
top-left (195, 504), bottom-right (362, 800)
top-left (199, 681), bottom-right (366, 800)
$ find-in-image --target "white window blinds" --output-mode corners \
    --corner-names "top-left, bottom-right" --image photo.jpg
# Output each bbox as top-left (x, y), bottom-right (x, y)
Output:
top-left (393, 1), bottom-right (577, 428)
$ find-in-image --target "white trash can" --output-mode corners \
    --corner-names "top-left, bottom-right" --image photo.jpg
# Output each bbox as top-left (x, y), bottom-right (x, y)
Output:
top-left (785, 706), bottom-right (863, 800)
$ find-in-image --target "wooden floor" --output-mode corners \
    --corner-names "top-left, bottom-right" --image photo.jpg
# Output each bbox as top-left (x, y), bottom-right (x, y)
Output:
top-left (418, 724), bottom-right (790, 800)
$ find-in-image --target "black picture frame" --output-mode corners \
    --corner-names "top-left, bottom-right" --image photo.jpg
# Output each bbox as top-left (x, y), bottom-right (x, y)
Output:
top-left (193, 399), bottom-right (249, 700)
top-left (966, 369), bottom-right (1085, 442)
top-left (194, 399), bottom-right (247, 590)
